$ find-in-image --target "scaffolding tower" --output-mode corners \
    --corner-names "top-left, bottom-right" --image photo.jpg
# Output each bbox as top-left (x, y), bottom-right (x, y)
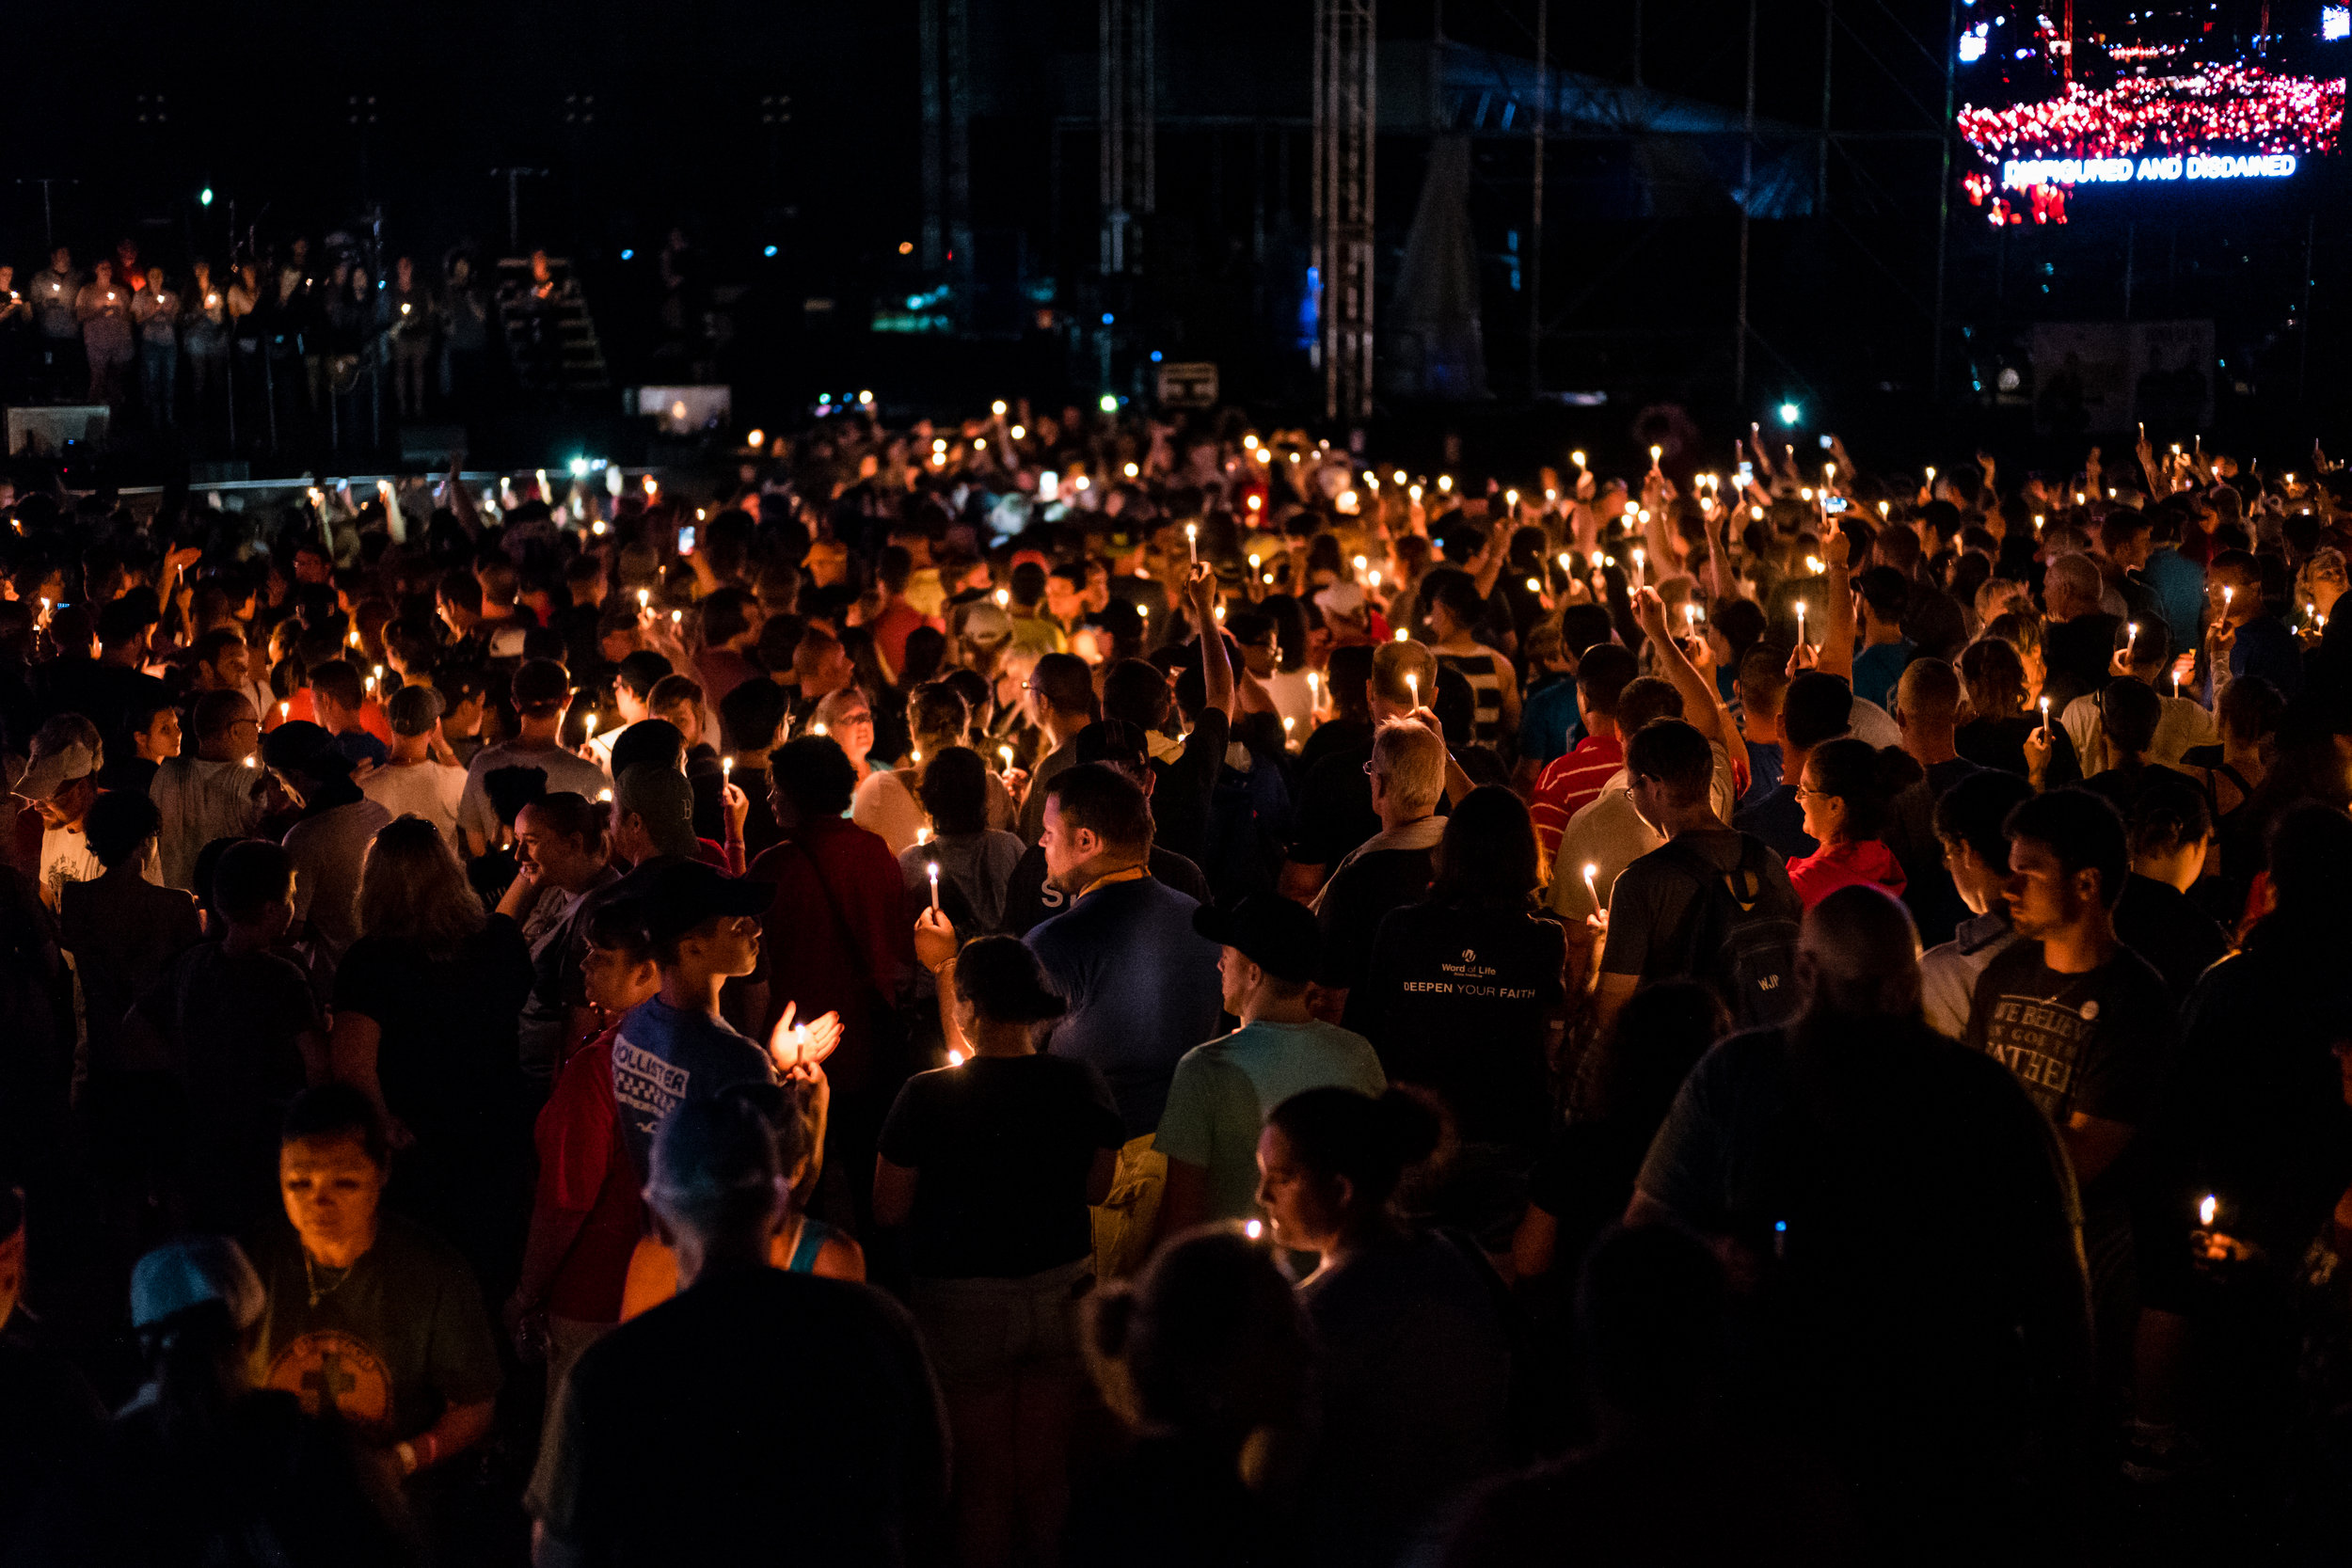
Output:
top-left (1100, 0), bottom-right (1155, 279)
top-left (1314, 0), bottom-right (1377, 423)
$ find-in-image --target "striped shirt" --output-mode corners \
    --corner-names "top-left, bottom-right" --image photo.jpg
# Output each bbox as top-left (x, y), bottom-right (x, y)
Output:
top-left (1438, 650), bottom-right (1506, 745)
top-left (1530, 734), bottom-right (1623, 865)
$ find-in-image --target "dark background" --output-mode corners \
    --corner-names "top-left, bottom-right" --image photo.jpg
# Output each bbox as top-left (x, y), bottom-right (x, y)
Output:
top-left (5, 0), bottom-right (2346, 477)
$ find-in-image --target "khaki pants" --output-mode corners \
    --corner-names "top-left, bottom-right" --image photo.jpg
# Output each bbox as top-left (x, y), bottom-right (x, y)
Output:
top-left (540, 1314), bottom-right (612, 1449)
top-left (1089, 1134), bottom-right (1167, 1280)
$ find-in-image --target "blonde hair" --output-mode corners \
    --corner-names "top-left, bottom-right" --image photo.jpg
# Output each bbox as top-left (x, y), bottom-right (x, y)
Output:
top-left (1370, 721), bottom-right (1446, 815)
top-left (357, 816), bottom-right (486, 959)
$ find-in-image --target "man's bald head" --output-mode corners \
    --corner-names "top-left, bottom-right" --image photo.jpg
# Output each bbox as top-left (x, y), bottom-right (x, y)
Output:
top-left (1797, 885), bottom-right (1922, 1021)
top-left (1895, 657), bottom-right (1962, 729)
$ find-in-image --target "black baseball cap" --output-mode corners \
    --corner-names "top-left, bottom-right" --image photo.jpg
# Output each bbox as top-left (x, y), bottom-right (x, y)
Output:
top-left (635, 859), bottom-right (771, 947)
top-left (1192, 894), bottom-right (1320, 984)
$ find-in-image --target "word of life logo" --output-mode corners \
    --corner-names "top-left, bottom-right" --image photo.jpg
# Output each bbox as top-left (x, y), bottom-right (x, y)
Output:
top-left (1403, 946), bottom-right (1541, 1001)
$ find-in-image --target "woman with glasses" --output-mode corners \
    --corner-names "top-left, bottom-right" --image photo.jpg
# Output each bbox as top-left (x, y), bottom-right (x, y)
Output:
top-left (1785, 737), bottom-right (1925, 909)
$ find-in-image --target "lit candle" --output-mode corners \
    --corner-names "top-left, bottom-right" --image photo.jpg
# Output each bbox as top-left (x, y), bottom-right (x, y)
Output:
top-left (911, 747), bottom-right (922, 764)
top-left (637, 588), bottom-right (650, 611)
top-left (2126, 623), bottom-right (2138, 659)
top-left (1282, 716), bottom-right (1295, 739)
top-left (1526, 576), bottom-right (1541, 594)
top-left (1648, 444), bottom-right (1662, 466)
top-left (598, 787), bottom-right (613, 801)
top-left (1572, 451), bottom-right (1587, 470)
top-left (2199, 1194), bottom-right (2217, 1227)
top-left (1185, 522), bottom-right (1199, 562)
top-left (1686, 604), bottom-right (1701, 634)
top-left (1582, 862), bottom-right (1603, 911)
top-left (1244, 1219), bottom-right (1263, 1240)
top-left (243, 754), bottom-right (255, 768)
top-left (947, 1048), bottom-right (966, 1067)
top-left (2039, 695), bottom-right (2051, 736)
top-left (1307, 672), bottom-right (1319, 707)
top-left (993, 588), bottom-right (1009, 609)
top-left (1406, 673), bottom-right (1419, 706)
top-left (998, 744), bottom-right (1015, 770)
top-left (279, 701), bottom-right (291, 721)
top-left (813, 722), bottom-right (828, 737)
top-left (1394, 626), bottom-right (1408, 642)
top-left (1795, 601), bottom-right (1808, 646)
top-left (929, 861), bottom-right (942, 911)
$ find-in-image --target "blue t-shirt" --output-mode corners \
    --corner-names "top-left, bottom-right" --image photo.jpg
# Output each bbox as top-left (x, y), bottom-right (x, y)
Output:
top-left (1155, 1020), bottom-right (1387, 1222)
top-left (1740, 740), bottom-right (1785, 814)
top-left (2139, 546), bottom-right (2205, 657)
top-left (1025, 876), bottom-right (1223, 1140)
top-left (610, 996), bottom-right (774, 1178)
top-left (332, 727), bottom-right (390, 770)
top-left (2230, 613), bottom-right (2303, 700)
top-left (1851, 639), bottom-right (1915, 712)
top-left (1732, 781), bottom-right (1817, 863)
top-left (1517, 677), bottom-right (1582, 768)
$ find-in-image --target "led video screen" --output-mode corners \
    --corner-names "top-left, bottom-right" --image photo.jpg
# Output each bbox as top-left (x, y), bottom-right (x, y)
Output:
top-left (1954, 1), bottom-right (2344, 217)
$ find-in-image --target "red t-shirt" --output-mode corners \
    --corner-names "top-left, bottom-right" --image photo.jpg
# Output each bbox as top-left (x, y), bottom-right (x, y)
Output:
top-left (748, 818), bottom-right (913, 1097)
top-left (1529, 733), bottom-right (1625, 863)
top-left (531, 1027), bottom-right (644, 1323)
top-left (867, 597), bottom-right (943, 679)
top-left (274, 688), bottom-right (394, 746)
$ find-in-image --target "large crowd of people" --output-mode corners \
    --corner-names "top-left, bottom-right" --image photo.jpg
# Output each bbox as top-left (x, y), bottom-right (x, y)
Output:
top-left (0, 404), bottom-right (2349, 1564)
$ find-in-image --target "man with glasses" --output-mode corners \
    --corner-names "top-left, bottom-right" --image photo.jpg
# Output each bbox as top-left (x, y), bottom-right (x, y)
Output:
top-left (149, 689), bottom-right (266, 892)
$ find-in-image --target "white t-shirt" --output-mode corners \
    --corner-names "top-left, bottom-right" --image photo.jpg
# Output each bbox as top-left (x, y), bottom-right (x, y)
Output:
top-left (360, 760), bottom-right (468, 845)
top-left (456, 740), bottom-right (611, 844)
top-left (39, 823), bottom-right (102, 909)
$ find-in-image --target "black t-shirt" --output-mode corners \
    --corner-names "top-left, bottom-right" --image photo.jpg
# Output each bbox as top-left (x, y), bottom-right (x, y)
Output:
top-left (2111, 875), bottom-right (2228, 1006)
top-left (997, 841), bottom-right (1210, 937)
top-left (1297, 714), bottom-right (1374, 775)
top-left (879, 1054), bottom-right (1125, 1278)
top-left (1353, 900), bottom-right (1567, 1148)
top-left (91, 1392), bottom-right (407, 1568)
top-left (1636, 1022), bottom-right (2088, 1531)
top-left (331, 917), bottom-right (533, 1148)
top-left (1289, 740), bottom-right (1380, 870)
top-left (1318, 844), bottom-right (1437, 995)
top-left (2042, 612), bottom-right (2124, 715)
top-left (527, 1266), bottom-right (947, 1565)
top-left (1299, 1230), bottom-right (1517, 1563)
top-left (1965, 939), bottom-right (2175, 1136)
top-left (1149, 708), bottom-right (1231, 868)
top-left (1523, 1117), bottom-right (1656, 1283)
top-left (1600, 828), bottom-right (1787, 983)
top-left (135, 939), bottom-right (320, 1231)
top-left (1955, 714), bottom-right (2081, 784)
top-left (1883, 757), bottom-right (1983, 950)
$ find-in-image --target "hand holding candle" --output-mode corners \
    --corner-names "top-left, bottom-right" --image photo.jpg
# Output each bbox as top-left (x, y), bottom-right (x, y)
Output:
top-left (766, 1001), bottom-right (842, 1074)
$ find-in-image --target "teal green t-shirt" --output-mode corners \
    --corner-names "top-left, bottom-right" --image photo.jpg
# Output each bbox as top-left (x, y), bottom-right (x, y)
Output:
top-left (1154, 1020), bottom-right (1387, 1222)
